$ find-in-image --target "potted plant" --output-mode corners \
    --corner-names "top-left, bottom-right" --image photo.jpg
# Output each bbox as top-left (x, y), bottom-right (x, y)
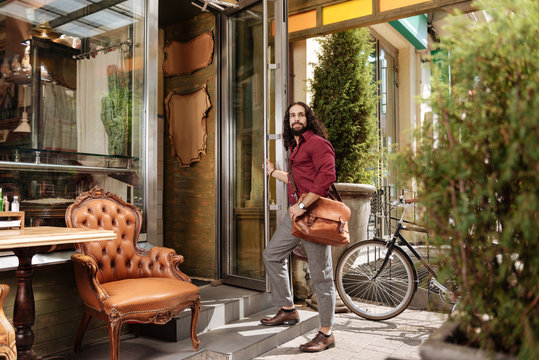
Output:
top-left (400, 0), bottom-right (539, 358)
top-left (310, 26), bottom-right (379, 262)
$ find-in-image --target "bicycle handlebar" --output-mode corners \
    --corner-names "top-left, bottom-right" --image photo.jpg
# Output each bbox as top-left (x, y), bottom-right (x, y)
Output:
top-left (392, 197), bottom-right (419, 207)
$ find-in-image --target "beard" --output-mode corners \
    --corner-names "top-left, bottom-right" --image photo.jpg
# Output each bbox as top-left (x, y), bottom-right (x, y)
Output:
top-left (291, 123), bottom-right (309, 136)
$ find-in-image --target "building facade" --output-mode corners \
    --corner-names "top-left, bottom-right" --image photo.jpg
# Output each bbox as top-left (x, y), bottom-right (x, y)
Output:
top-left (0, 0), bottom-right (471, 356)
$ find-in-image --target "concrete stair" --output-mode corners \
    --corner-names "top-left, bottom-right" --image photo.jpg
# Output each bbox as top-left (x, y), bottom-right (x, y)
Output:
top-left (172, 307), bottom-right (318, 360)
top-left (138, 284), bottom-right (276, 341)
top-left (56, 284), bottom-right (320, 360)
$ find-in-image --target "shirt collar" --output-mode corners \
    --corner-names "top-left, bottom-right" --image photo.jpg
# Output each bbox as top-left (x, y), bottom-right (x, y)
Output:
top-left (291, 129), bottom-right (314, 150)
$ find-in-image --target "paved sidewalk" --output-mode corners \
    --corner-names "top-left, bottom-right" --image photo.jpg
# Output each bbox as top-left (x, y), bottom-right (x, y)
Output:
top-left (255, 307), bottom-right (447, 360)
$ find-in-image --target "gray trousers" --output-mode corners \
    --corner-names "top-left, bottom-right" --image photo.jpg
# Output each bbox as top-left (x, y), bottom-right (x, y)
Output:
top-left (263, 211), bottom-right (335, 327)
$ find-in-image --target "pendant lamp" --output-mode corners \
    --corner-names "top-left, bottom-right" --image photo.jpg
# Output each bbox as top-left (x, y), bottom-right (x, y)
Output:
top-left (28, 22), bottom-right (60, 40)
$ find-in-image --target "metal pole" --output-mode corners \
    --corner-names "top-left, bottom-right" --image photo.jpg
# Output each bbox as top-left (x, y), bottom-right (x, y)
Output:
top-left (262, 0), bottom-right (270, 292)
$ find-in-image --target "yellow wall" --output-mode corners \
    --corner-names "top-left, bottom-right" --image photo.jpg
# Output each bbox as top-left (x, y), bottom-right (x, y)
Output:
top-left (379, 0), bottom-right (430, 12)
top-left (323, 0), bottom-right (372, 25)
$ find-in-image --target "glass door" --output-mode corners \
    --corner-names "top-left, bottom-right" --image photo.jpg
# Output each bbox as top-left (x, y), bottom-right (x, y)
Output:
top-left (379, 46), bottom-right (397, 196)
top-left (223, 0), bottom-right (287, 290)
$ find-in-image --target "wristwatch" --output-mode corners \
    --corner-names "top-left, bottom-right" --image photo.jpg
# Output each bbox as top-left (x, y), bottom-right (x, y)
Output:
top-left (298, 202), bottom-right (306, 210)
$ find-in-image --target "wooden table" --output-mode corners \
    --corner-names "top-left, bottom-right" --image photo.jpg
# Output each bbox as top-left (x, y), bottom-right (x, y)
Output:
top-left (0, 226), bottom-right (117, 360)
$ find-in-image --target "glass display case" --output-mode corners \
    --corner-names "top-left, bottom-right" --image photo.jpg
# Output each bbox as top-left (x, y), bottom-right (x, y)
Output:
top-left (0, 0), bottom-right (146, 228)
top-left (0, 147), bottom-right (140, 227)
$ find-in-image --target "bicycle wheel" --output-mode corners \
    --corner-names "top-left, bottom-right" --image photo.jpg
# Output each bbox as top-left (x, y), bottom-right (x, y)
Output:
top-left (336, 239), bottom-right (416, 320)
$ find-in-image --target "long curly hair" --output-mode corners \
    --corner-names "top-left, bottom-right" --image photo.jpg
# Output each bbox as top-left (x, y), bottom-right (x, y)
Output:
top-left (282, 102), bottom-right (328, 150)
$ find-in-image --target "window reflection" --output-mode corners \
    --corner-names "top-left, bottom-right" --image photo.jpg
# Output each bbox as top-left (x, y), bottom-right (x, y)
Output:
top-left (0, 0), bottom-right (145, 227)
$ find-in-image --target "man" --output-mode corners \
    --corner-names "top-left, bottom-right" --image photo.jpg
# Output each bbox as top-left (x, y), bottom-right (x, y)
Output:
top-left (262, 102), bottom-right (336, 352)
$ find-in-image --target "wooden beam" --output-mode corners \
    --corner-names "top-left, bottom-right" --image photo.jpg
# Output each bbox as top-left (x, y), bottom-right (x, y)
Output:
top-left (288, 0), bottom-right (475, 41)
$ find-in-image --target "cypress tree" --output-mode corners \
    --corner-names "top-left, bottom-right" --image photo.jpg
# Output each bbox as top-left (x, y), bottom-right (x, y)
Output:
top-left (310, 28), bottom-right (379, 184)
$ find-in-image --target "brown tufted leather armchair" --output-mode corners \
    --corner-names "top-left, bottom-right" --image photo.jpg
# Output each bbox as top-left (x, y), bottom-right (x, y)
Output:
top-left (66, 187), bottom-right (200, 360)
top-left (0, 284), bottom-right (16, 360)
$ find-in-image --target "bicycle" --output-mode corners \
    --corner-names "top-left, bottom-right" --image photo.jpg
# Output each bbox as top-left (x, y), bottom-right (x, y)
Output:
top-left (335, 196), bottom-right (457, 320)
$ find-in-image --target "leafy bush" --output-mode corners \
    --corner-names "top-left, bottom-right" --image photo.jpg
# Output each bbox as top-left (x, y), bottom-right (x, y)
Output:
top-left (310, 28), bottom-right (379, 184)
top-left (399, 0), bottom-right (538, 357)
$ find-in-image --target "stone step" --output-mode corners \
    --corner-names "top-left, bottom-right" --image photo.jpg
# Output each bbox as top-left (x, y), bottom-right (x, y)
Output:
top-left (55, 284), bottom-right (295, 359)
top-left (57, 307), bottom-right (319, 359)
top-left (139, 284), bottom-right (274, 342)
top-left (173, 308), bottom-right (319, 360)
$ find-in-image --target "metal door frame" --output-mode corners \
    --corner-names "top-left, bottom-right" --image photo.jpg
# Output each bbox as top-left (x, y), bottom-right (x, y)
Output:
top-left (220, 0), bottom-right (288, 290)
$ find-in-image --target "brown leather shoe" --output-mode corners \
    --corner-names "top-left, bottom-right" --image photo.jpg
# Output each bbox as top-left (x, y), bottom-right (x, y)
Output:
top-left (260, 309), bottom-right (299, 326)
top-left (299, 331), bottom-right (335, 352)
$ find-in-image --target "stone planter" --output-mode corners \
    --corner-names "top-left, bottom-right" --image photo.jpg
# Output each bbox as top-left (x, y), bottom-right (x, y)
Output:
top-left (331, 183), bottom-right (376, 274)
top-left (293, 183), bottom-right (376, 308)
top-left (420, 320), bottom-right (517, 360)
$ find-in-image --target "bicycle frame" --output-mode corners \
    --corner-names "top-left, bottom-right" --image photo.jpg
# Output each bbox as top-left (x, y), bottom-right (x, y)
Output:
top-left (372, 201), bottom-right (456, 304)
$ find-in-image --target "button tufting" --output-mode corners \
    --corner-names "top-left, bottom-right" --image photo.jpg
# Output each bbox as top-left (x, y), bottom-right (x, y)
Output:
top-left (102, 207), bottom-right (106, 212)
top-left (117, 248), bottom-right (121, 254)
top-left (102, 248), bottom-right (107, 255)
top-left (126, 220), bottom-right (131, 225)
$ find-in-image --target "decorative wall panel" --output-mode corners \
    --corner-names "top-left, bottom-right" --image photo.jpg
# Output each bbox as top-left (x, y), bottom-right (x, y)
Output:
top-left (163, 31), bottom-right (214, 76)
top-left (165, 85), bottom-right (211, 168)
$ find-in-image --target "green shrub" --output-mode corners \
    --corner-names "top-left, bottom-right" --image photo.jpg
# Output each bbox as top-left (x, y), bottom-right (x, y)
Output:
top-left (310, 28), bottom-right (379, 184)
top-left (399, 0), bottom-right (538, 357)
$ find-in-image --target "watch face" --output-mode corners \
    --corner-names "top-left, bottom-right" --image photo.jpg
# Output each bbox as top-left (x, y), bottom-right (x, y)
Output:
top-left (298, 202), bottom-right (305, 209)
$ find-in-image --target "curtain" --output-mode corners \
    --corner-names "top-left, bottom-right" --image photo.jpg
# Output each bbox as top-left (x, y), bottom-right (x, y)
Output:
top-left (76, 49), bottom-right (124, 156)
top-left (41, 83), bottom-right (76, 151)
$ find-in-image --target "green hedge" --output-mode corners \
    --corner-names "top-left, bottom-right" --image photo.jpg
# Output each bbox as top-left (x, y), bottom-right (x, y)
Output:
top-left (399, 0), bottom-right (539, 358)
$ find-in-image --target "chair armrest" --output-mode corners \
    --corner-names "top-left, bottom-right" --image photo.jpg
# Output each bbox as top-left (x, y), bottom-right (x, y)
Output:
top-left (71, 253), bottom-right (110, 306)
top-left (136, 246), bottom-right (192, 282)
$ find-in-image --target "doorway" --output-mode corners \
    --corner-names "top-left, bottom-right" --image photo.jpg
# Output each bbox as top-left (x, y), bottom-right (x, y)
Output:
top-left (221, 0), bottom-right (287, 291)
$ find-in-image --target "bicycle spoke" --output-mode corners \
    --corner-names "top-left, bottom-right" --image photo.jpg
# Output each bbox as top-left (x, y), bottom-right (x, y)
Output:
top-left (336, 240), bottom-right (415, 320)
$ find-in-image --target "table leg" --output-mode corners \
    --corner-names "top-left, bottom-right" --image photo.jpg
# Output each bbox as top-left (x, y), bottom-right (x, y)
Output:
top-left (12, 247), bottom-right (40, 360)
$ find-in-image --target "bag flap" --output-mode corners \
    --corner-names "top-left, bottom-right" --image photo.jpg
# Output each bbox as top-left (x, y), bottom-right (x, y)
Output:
top-left (306, 197), bottom-right (351, 223)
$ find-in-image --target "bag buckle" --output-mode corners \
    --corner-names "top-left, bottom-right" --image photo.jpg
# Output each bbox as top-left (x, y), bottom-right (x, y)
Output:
top-left (338, 219), bottom-right (346, 233)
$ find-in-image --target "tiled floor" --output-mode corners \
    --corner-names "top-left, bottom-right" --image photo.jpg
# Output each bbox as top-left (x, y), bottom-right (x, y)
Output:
top-left (255, 308), bottom-right (447, 360)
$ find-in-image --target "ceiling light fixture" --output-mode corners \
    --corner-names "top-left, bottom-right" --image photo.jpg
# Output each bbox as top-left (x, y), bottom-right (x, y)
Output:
top-left (28, 22), bottom-right (61, 40)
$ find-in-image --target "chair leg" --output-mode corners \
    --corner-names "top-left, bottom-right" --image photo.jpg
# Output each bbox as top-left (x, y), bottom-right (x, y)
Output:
top-left (74, 311), bottom-right (91, 353)
top-left (190, 297), bottom-right (201, 352)
top-left (108, 320), bottom-right (122, 360)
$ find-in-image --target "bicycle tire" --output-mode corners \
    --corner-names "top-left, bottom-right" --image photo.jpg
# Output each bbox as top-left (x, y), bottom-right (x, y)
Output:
top-left (336, 239), bottom-right (417, 320)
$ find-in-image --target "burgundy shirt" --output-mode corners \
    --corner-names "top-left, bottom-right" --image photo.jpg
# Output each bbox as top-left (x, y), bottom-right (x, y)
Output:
top-left (288, 130), bottom-right (336, 204)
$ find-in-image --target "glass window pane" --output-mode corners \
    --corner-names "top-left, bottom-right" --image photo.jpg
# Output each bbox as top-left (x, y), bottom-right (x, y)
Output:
top-left (0, 0), bottom-right (145, 227)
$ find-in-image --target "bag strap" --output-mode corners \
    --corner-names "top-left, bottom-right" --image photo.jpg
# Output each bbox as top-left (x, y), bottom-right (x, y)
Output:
top-left (329, 184), bottom-right (343, 202)
top-left (288, 157), bottom-right (301, 202)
